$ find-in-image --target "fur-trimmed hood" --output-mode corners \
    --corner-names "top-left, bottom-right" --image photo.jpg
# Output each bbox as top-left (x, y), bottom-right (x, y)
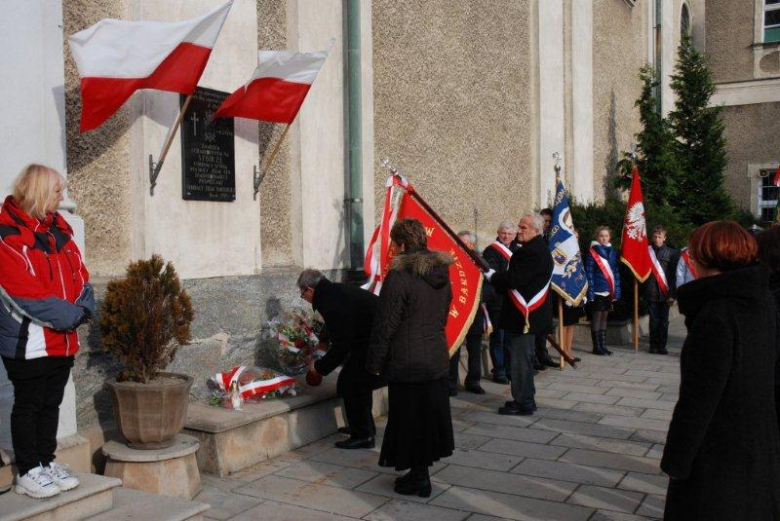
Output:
top-left (390, 248), bottom-right (453, 289)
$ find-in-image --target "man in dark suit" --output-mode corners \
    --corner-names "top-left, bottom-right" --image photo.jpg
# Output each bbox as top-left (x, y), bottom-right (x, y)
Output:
top-left (299, 269), bottom-right (381, 449)
top-left (486, 213), bottom-right (554, 416)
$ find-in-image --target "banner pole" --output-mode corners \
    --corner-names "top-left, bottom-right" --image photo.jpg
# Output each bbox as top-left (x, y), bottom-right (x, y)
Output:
top-left (633, 278), bottom-right (639, 352)
top-left (558, 299), bottom-right (565, 370)
top-left (149, 93), bottom-right (194, 196)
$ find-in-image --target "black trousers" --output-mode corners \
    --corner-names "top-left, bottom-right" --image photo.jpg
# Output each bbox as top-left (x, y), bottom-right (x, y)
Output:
top-left (507, 333), bottom-right (536, 410)
top-left (648, 301), bottom-right (670, 349)
top-left (448, 333), bottom-right (483, 390)
top-left (337, 361), bottom-right (376, 440)
top-left (1, 356), bottom-right (73, 476)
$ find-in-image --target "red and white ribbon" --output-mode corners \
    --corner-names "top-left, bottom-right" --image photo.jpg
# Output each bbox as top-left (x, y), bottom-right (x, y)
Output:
top-left (680, 248), bottom-right (698, 280)
top-left (508, 274), bottom-right (553, 333)
top-left (648, 246), bottom-right (670, 297)
top-left (589, 248), bottom-right (616, 298)
top-left (214, 366), bottom-right (296, 400)
top-left (489, 241), bottom-right (513, 262)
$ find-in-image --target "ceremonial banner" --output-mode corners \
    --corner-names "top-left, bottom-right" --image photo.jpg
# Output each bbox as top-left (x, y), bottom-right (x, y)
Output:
top-left (620, 166), bottom-right (652, 282)
top-left (214, 45), bottom-right (332, 123)
top-left (69, 1), bottom-right (233, 132)
top-left (548, 179), bottom-right (587, 305)
top-left (364, 175), bottom-right (483, 356)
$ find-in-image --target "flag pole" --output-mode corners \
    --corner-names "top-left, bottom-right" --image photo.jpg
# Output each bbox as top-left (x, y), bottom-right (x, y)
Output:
top-left (633, 276), bottom-right (639, 352)
top-left (254, 123), bottom-right (291, 200)
top-left (149, 93), bottom-right (194, 196)
top-left (558, 299), bottom-right (565, 370)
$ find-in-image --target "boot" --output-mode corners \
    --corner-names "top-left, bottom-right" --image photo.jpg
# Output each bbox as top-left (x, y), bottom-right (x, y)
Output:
top-left (537, 344), bottom-right (559, 368)
top-left (649, 345), bottom-right (658, 354)
top-left (394, 466), bottom-right (431, 498)
top-left (598, 330), bottom-right (612, 355)
top-left (657, 344), bottom-right (668, 355)
top-left (591, 331), bottom-right (606, 356)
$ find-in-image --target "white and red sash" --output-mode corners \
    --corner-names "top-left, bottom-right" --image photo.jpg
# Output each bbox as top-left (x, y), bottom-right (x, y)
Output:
top-left (489, 241), bottom-right (513, 262)
top-left (648, 246), bottom-right (670, 297)
top-left (589, 247), bottom-right (616, 298)
top-left (215, 366), bottom-right (296, 400)
top-left (680, 248), bottom-right (698, 280)
top-left (508, 274), bottom-right (553, 333)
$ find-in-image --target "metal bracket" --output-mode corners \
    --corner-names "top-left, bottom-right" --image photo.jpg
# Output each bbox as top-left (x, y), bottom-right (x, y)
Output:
top-left (149, 154), bottom-right (163, 196)
top-left (253, 165), bottom-right (267, 201)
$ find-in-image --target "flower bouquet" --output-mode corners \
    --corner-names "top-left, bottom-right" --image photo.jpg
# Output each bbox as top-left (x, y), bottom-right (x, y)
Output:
top-left (207, 366), bottom-right (297, 409)
top-left (271, 310), bottom-right (328, 375)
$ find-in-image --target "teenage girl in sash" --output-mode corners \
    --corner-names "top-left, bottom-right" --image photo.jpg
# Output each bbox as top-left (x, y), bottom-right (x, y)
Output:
top-left (584, 226), bottom-right (621, 356)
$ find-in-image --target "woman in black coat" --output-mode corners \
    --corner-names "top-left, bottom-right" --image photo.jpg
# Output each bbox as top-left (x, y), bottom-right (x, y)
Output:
top-left (366, 218), bottom-right (454, 498)
top-left (758, 224), bottom-right (780, 309)
top-left (661, 221), bottom-right (780, 520)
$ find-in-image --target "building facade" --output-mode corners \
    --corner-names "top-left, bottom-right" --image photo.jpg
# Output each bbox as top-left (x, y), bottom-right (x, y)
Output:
top-left (0, 0), bottom-right (704, 462)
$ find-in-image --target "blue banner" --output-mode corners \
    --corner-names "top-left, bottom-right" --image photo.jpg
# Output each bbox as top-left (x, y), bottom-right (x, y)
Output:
top-left (548, 179), bottom-right (588, 305)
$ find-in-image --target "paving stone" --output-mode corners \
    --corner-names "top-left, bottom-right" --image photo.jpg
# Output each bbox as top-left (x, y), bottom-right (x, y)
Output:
top-left (654, 385), bottom-right (679, 395)
top-left (535, 397), bottom-right (579, 410)
top-left (535, 388), bottom-right (570, 398)
top-left (596, 381), bottom-right (661, 392)
top-left (531, 418), bottom-right (635, 440)
top-left (568, 485), bottom-right (645, 513)
top-left (310, 448), bottom-right (444, 475)
top-left (599, 415), bottom-right (669, 432)
top-left (235, 475), bottom-right (388, 518)
top-left (230, 499), bottom-right (358, 520)
top-left (454, 432), bottom-right (492, 450)
top-left (659, 393), bottom-right (679, 403)
top-left (619, 472), bottom-right (669, 495)
top-left (201, 473), bottom-right (252, 493)
top-left (547, 382), bottom-right (609, 395)
top-left (460, 411), bottom-right (539, 428)
top-left (563, 392), bottom-right (622, 405)
top-left (451, 418), bottom-right (477, 432)
top-left (466, 516), bottom-right (515, 521)
top-left (636, 494), bottom-right (665, 518)
top-left (590, 511), bottom-right (657, 521)
top-left (640, 409), bottom-right (672, 421)
top-left (273, 460), bottom-right (378, 489)
top-left (511, 458), bottom-right (625, 487)
top-left (531, 407), bottom-right (603, 424)
top-left (463, 423), bottom-right (559, 444)
top-left (573, 402), bottom-right (644, 418)
top-left (355, 473), bottom-right (450, 503)
top-left (430, 486), bottom-right (594, 521)
top-left (435, 464), bottom-right (578, 502)
top-left (194, 485), bottom-right (262, 520)
top-left (542, 376), bottom-right (604, 387)
top-left (605, 388), bottom-right (663, 400)
top-left (229, 457), bottom-right (301, 482)
top-left (479, 438), bottom-right (569, 460)
top-left (631, 430), bottom-right (668, 444)
top-left (583, 365), bottom-right (629, 376)
top-left (560, 449), bottom-right (661, 474)
top-left (645, 443), bottom-right (664, 459)
top-left (597, 374), bottom-right (650, 384)
top-left (550, 433), bottom-right (652, 456)
top-left (444, 448), bottom-right (524, 471)
top-left (363, 499), bottom-right (470, 521)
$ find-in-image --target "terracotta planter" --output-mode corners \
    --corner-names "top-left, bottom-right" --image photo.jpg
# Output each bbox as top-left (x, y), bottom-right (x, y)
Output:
top-left (107, 372), bottom-right (193, 450)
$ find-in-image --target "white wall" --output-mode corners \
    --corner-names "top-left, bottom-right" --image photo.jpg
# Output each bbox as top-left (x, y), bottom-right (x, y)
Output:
top-left (126, 0), bottom-right (261, 279)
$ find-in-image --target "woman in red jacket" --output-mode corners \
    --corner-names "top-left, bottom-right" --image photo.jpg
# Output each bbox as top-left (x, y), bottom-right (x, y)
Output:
top-left (0, 164), bottom-right (94, 499)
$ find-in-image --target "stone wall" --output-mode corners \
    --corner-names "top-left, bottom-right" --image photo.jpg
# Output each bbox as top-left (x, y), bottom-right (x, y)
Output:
top-left (719, 102), bottom-right (780, 211)
top-left (705, 0), bottom-right (754, 83)
top-left (372, 0), bottom-right (534, 245)
top-left (591, 0), bottom-right (647, 201)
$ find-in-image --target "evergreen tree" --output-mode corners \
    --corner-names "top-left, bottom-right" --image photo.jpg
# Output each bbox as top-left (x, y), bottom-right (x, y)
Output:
top-left (616, 66), bottom-right (682, 207)
top-left (668, 35), bottom-right (732, 225)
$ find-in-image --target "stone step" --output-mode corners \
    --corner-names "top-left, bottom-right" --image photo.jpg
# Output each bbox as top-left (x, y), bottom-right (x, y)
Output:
top-left (184, 373), bottom-right (388, 476)
top-left (86, 487), bottom-right (209, 521)
top-left (0, 473), bottom-right (121, 521)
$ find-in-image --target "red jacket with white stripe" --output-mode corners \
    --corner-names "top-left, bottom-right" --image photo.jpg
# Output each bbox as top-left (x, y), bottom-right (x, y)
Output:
top-left (0, 196), bottom-right (94, 360)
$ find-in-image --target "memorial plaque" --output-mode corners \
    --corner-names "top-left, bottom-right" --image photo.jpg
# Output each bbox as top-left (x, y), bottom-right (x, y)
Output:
top-left (180, 87), bottom-right (235, 201)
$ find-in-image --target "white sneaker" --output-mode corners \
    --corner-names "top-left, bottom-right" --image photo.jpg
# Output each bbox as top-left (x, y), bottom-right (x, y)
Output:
top-left (15, 466), bottom-right (61, 498)
top-left (42, 462), bottom-right (79, 492)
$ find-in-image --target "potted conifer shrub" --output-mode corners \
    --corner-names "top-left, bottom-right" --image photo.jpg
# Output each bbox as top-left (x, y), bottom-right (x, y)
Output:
top-left (100, 254), bottom-right (194, 449)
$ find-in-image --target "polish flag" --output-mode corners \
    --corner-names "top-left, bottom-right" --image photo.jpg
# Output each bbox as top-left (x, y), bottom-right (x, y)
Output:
top-left (69, 1), bottom-right (233, 132)
top-left (213, 44), bottom-right (332, 123)
top-left (774, 165), bottom-right (780, 187)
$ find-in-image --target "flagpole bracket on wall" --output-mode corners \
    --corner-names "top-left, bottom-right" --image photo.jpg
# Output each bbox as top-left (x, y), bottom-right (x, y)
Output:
top-left (149, 155), bottom-right (163, 196)
top-left (253, 165), bottom-right (267, 201)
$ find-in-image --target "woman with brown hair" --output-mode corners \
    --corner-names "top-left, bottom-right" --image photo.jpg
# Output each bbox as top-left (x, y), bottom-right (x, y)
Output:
top-left (661, 221), bottom-right (780, 520)
top-left (0, 165), bottom-right (94, 498)
top-left (366, 218), bottom-right (454, 498)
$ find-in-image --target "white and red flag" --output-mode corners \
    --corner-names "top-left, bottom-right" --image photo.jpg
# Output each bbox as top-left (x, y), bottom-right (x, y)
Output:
top-left (363, 174), bottom-right (484, 356)
top-left (620, 166), bottom-right (652, 282)
top-left (213, 44), bottom-right (332, 123)
top-left (69, 1), bottom-right (233, 132)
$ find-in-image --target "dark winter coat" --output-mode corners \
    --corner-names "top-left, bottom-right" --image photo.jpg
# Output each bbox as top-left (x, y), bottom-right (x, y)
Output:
top-left (644, 243), bottom-right (679, 302)
top-left (490, 235), bottom-right (553, 335)
top-left (661, 265), bottom-right (780, 520)
top-left (365, 248), bottom-right (453, 383)
top-left (771, 272), bottom-right (780, 311)
top-left (312, 278), bottom-right (381, 395)
top-left (584, 242), bottom-right (622, 302)
top-left (482, 239), bottom-right (517, 314)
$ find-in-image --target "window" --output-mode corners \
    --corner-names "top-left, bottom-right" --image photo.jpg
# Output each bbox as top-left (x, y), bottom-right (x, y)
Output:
top-left (759, 169), bottom-right (779, 223)
top-left (766, 0), bottom-right (780, 43)
top-left (681, 4), bottom-right (691, 36)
